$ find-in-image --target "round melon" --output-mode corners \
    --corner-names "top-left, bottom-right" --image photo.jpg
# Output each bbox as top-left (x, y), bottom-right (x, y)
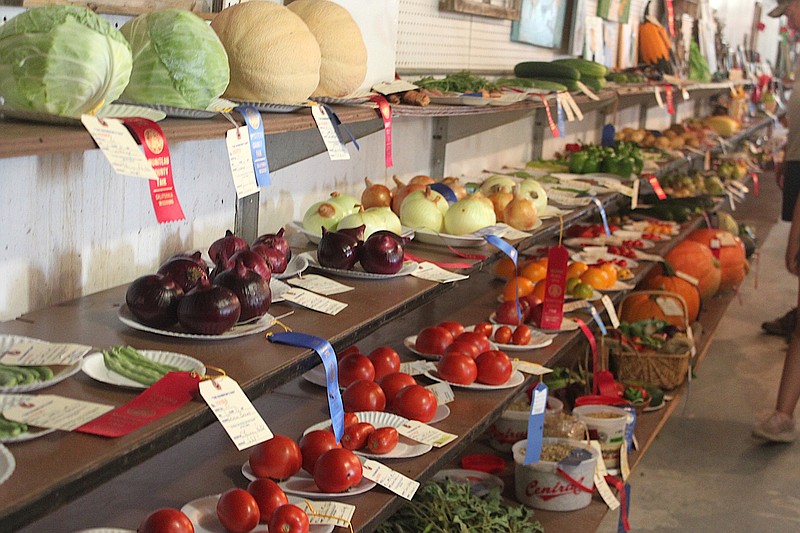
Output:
top-left (211, 2), bottom-right (321, 104)
top-left (287, 0), bottom-right (367, 97)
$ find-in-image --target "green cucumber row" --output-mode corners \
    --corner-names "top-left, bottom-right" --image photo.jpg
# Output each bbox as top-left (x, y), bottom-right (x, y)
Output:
top-left (102, 346), bottom-right (181, 386)
top-left (0, 363), bottom-right (54, 387)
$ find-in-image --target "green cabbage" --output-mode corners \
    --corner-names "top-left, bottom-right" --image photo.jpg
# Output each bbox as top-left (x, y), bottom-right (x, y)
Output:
top-left (0, 6), bottom-right (132, 117)
top-left (120, 9), bottom-right (229, 109)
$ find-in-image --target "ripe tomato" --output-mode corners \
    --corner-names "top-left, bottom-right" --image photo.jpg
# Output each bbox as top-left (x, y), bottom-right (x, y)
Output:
top-left (216, 488), bottom-right (260, 533)
top-left (337, 345), bottom-right (361, 361)
top-left (512, 325), bottom-right (532, 345)
top-left (313, 448), bottom-right (363, 493)
top-left (138, 508), bottom-right (195, 533)
top-left (342, 379), bottom-right (386, 412)
top-left (341, 422), bottom-right (375, 450)
top-left (437, 353), bottom-right (477, 385)
top-left (269, 503), bottom-right (310, 533)
top-left (367, 427), bottom-right (399, 454)
top-left (472, 322), bottom-right (494, 337)
top-left (378, 372), bottom-right (417, 408)
top-left (299, 429), bottom-right (340, 475)
top-left (475, 350), bottom-right (513, 385)
top-left (444, 340), bottom-right (480, 359)
top-left (247, 478), bottom-right (288, 524)
top-left (455, 331), bottom-right (491, 354)
top-left (436, 320), bottom-right (465, 339)
top-left (391, 384), bottom-right (438, 423)
top-left (494, 299), bottom-right (529, 325)
top-left (493, 325), bottom-right (513, 344)
top-left (367, 346), bottom-right (401, 381)
top-left (415, 326), bottom-right (454, 355)
top-left (338, 353), bottom-right (375, 387)
top-left (343, 412), bottom-right (359, 428)
top-left (249, 435), bottom-right (302, 481)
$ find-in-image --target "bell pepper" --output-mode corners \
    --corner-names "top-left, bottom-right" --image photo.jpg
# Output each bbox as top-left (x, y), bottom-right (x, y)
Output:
top-left (568, 151), bottom-right (589, 174)
top-left (582, 152), bottom-right (601, 173)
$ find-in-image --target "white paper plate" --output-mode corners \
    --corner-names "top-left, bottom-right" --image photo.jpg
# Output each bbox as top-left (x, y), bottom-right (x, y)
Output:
top-left (431, 469), bottom-right (504, 497)
top-left (306, 253), bottom-right (418, 280)
top-left (311, 95), bottom-right (374, 105)
top-left (273, 254), bottom-right (309, 280)
top-left (489, 313), bottom-right (581, 333)
top-left (428, 92), bottom-right (527, 107)
top-left (72, 529), bottom-right (135, 533)
top-left (117, 102), bottom-right (219, 119)
top-left (270, 278), bottom-right (292, 303)
top-left (569, 252), bottom-right (639, 269)
top-left (229, 100), bottom-right (306, 113)
top-left (604, 280), bottom-right (636, 292)
top-left (117, 305), bottom-right (277, 340)
top-left (0, 334), bottom-right (84, 393)
top-left (302, 365), bottom-right (330, 389)
top-left (538, 205), bottom-right (574, 219)
top-left (0, 394), bottom-right (57, 443)
top-left (303, 411), bottom-right (432, 459)
top-left (411, 229), bottom-right (487, 248)
top-left (0, 104), bottom-right (167, 125)
top-left (430, 403), bottom-right (450, 424)
top-left (0, 443), bottom-right (14, 486)
top-left (403, 335), bottom-right (499, 361)
top-left (623, 221), bottom-right (680, 235)
top-left (181, 494), bottom-right (334, 533)
top-left (241, 460), bottom-right (376, 499)
top-left (563, 237), bottom-right (654, 250)
top-left (464, 325), bottom-right (555, 351)
top-left (423, 369), bottom-right (525, 390)
top-left (81, 350), bottom-right (205, 390)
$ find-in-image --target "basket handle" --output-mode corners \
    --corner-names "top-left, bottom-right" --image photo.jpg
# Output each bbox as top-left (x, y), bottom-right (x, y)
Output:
top-left (617, 289), bottom-right (691, 330)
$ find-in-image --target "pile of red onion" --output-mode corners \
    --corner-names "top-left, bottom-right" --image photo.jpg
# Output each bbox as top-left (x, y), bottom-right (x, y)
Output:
top-left (317, 226), bottom-right (406, 275)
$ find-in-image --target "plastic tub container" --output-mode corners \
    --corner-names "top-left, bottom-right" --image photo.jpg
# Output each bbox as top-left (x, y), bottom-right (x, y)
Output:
top-left (572, 404), bottom-right (632, 471)
top-left (488, 396), bottom-right (564, 452)
top-left (512, 438), bottom-right (598, 511)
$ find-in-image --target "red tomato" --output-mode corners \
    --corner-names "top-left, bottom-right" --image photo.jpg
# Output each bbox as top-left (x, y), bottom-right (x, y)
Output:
top-left (338, 353), bottom-right (375, 387)
top-left (298, 430), bottom-right (340, 475)
top-left (475, 350), bottom-right (513, 385)
top-left (269, 503), bottom-right (310, 533)
top-left (341, 422), bottom-right (375, 450)
top-left (437, 320), bottom-right (465, 339)
top-left (520, 294), bottom-right (542, 309)
top-left (494, 299), bottom-right (529, 325)
top-left (527, 303), bottom-right (544, 328)
top-left (248, 435), bottom-right (302, 480)
top-left (313, 448), bottom-right (364, 493)
top-left (472, 322), bottom-right (494, 337)
top-left (342, 379), bottom-right (386, 412)
top-left (493, 325), bottom-right (513, 344)
top-left (378, 372), bottom-right (417, 408)
top-left (216, 488), bottom-right (260, 533)
top-left (337, 345), bottom-right (361, 361)
top-left (437, 353), bottom-right (477, 385)
top-left (138, 508), bottom-right (195, 533)
top-left (415, 326), bottom-right (454, 355)
top-left (444, 340), bottom-right (480, 359)
top-left (512, 325), bottom-right (532, 345)
top-left (391, 384), bottom-right (438, 423)
top-left (454, 331), bottom-right (492, 354)
top-left (367, 346), bottom-right (401, 381)
top-left (343, 412), bottom-right (360, 428)
top-left (247, 478), bottom-right (288, 524)
top-left (367, 427), bottom-right (399, 454)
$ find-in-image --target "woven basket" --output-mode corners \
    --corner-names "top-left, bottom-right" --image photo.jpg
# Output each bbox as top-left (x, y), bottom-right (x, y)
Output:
top-left (603, 290), bottom-right (693, 390)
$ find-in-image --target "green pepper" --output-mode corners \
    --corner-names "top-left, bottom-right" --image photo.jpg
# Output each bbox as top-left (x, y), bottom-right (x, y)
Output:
top-left (600, 156), bottom-right (621, 175)
top-left (631, 155), bottom-right (643, 175)
top-left (582, 153), bottom-right (601, 173)
top-left (568, 151), bottom-right (589, 173)
top-left (616, 156), bottom-right (635, 178)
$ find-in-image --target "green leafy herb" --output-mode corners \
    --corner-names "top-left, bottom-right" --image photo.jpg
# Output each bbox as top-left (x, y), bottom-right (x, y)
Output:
top-left (415, 71), bottom-right (499, 94)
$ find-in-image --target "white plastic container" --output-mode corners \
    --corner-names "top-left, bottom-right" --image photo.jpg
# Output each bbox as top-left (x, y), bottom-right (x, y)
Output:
top-left (488, 396), bottom-right (564, 452)
top-left (572, 404), bottom-right (632, 471)
top-left (512, 438), bottom-right (598, 511)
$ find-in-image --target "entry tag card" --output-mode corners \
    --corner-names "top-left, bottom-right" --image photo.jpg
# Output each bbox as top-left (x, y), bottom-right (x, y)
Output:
top-left (399, 360), bottom-right (437, 376)
top-left (556, 94), bottom-right (566, 135)
top-left (237, 106), bottom-right (271, 186)
top-left (630, 179), bottom-right (640, 210)
top-left (81, 115), bottom-right (158, 180)
top-left (426, 381), bottom-right (455, 404)
top-left (200, 375), bottom-right (273, 451)
top-left (398, 419), bottom-right (457, 448)
top-left (590, 440), bottom-right (621, 509)
top-left (226, 126), bottom-right (260, 199)
top-left (1, 340), bottom-right (92, 366)
top-left (3, 394), bottom-right (113, 431)
top-left (362, 460), bottom-right (420, 500)
top-left (513, 361), bottom-right (553, 376)
top-left (288, 274), bottom-right (354, 296)
top-left (601, 295), bottom-right (620, 329)
top-left (282, 288), bottom-right (347, 315)
top-left (539, 245), bottom-right (569, 331)
top-left (523, 382), bottom-right (547, 465)
top-left (298, 500), bottom-right (356, 528)
top-left (411, 262), bottom-right (469, 283)
top-left (310, 103), bottom-right (350, 160)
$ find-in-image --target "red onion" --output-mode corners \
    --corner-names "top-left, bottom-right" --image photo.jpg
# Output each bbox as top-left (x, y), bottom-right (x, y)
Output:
top-left (221, 249), bottom-right (272, 282)
top-left (177, 278), bottom-right (241, 335)
top-left (359, 231), bottom-right (405, 274)
top-left (318, 227), bottom-right (360, 270)
top-left (157, 256), bottom-right (209, 293)
top-left (126, 274), bottom-right (184, 328)
top-left (208, 230), bottom-right (248, 265)
top-left (252, 243), bottom-right (288, 274)
top-left (337, 223), bottom-right (366, 242)
top-left (165, 250), bottom-right (207, 269)
top-left (252, 227), bottom-right (292, 262)
top-left (214, 260), bottom-right (271, 322)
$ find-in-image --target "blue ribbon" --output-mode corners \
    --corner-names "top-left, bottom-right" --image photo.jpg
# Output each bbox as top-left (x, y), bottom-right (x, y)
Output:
top-left (617, 483), bottom-right (631, 533)
top-left (321, 104), bottom-right (359, 151)
top-left (268, 331), bottom-right (345, 443)
top-left (587, 304), bottom-right (608, 336)
top-left (601, 124), bottom-right (616, 147)
top-left (236, 106), bottom-right (271, 187)
top-left (524, 382), bottom-right (548, 464)
top-left (591, 196), bottom-right (611, 236)
top-left (556, 97), bottom-right (566, 136)
top-left (485, 235), bottom-right (521, 322)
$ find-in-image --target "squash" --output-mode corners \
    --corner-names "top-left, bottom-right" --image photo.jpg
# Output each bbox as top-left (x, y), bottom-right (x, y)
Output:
top-left (211, 2), bottom-right (321, 104)
top-left (638, 5), bottom-right (673, 75)
top-left (686, 228), bottom-right (747, 291)
top-left (619, 291), bottom-right (688, 328)
top-left (642, 261), bottom-right (701, 323)
top-left (664, 240), bottom-right (721, 302)
top-left (287, 0), bottom-right (367, 98)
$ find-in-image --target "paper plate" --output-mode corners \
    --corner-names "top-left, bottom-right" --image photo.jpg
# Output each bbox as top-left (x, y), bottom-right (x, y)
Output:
top-left (311, 95), bottom-right (374, 105)
top-left (273, 254), bottom-right (309, 280)
top-left (118, 306), bottom-right (277, 340)
top-left (241, 460), bottom-right (376, 499)
top-left (72, 529), bottom-right (136, 533)
top-left (411, 229), bottom-right (487, 248)
top-left (570, 252), bottom-right (639, 269)
top-left (0, 443), bottom-right (14, 486)
top-left (306, 253), bottom-right (418, 280)
top-left (0, 394), bottom-right (57, 443)
top-left (423, 369), bottom-right (525, 390)
top-left (81, 350), bottom-right (205, 389)
top-left (270, 278), bottom-right (292, 303)
top-left (117, 102), bottom-right (218, 119)
top-left (0, 104), bottom-right (166, 125)
top-left (563, 237), bottom-right (654, 250)
top-left (229, 100), bottom-right (306, 113)
top-left (0, 334), bottom-right (84, 393)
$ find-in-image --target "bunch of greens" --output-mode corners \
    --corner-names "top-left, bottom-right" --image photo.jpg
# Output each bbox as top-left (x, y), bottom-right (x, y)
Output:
top-left (378, 479), bottom-right (542, 533)
top-left (415, 71), bottom-right (499, 94)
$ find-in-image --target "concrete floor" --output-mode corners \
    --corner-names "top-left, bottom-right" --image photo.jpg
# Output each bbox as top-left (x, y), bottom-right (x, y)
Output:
top-left (598, 179), bottom-right (800, 532)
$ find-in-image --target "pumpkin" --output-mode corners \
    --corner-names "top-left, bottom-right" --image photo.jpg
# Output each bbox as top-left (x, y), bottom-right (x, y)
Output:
top-left (638, 6), bottom-right (673, 74)
top-left (686, 228), bottom-right (747, 291)
top-left (664, 240), bottom-right (721, 302)
top-left (211, 2), bottom-right (321, 104)
top-left (642, 261), bottom-right (701, 323)
top-left (287, 0), bottom-right (368, 98)
top-left (619, 291), bottom-right (688, 328)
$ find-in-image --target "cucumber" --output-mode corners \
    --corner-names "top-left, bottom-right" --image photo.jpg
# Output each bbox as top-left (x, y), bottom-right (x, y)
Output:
top-left (552, 58), bottom-right (609, 78)
top-left (514, 61), bottom-right (581, 81)
top-left (524, 77), bottom-right (580, 91)
top-left (580, 76), bottom-right (608, 92)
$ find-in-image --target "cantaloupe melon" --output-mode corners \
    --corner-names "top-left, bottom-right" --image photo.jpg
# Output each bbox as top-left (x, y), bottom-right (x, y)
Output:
top-left (211, 1), bottom-right (321, 104)
top-left (287, 0), bottom-right (367, 97)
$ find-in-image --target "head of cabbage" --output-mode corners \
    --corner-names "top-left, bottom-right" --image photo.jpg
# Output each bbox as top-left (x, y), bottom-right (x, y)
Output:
top-left (0, 5), bottom-right (132, 117)
top-left (120, 9), bottom-right (230, 110)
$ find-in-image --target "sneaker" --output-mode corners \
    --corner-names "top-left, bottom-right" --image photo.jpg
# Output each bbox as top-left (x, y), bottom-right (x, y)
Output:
top-left (761, 308), bottom-right (797, 337)
top-left (752, 411), bottom-right (797, 443)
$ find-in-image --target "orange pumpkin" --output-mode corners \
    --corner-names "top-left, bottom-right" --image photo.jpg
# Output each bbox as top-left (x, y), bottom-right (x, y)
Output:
top-left (664, 240), bottom-right (721, 302)
top-left (619, 291), bottom-right (688, 328)
top-left (642, 261), bottom-right (701, 323)
top-left (685, 228), bottom-right (747, 291)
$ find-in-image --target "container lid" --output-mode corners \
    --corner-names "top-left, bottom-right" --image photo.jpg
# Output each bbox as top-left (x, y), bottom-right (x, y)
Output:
top-left (460, 453), bottom-right (506, 474)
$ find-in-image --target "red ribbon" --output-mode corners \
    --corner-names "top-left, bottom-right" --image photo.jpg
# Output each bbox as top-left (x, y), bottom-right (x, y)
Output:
top-left (604, 475), bottom-right (631, 531)
top-left (370, 94), bottom-right (393, 168)
top-left (536, 94), bottom-right (560, 137)
top-left (575, 318), bottom-right (599, 395)
top-left (646, 174), bottom-right (667, 200)
top-left (666, 0), bottom-right (675, 37)
top-left (446, 244), bottom-right (487, 261)
top-left (556, 467), bottom-right (594, 493)
top-left (403, 252), bottom-right (473, 270)
top-left (752, 172), bottom-right (760, 195)
top-left (663, 84), bottom-right (675, 115)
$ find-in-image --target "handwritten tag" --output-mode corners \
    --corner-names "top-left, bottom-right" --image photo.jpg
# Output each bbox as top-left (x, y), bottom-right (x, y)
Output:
top-left (411, 262), bottom-right (469, 283)
top-left (590, 441), bottom-right (620, 509)
top-left (675, 269), bottom-right (699, 286)
top-left (311, 103), bottom-right (350, 160)
top-left (620, 441), bottom-right (631, 481)
top-left (298, 500), bottom-right (356, 528)
top-left (560, 92), bottom-right (576, 121)
top-left (226, 126), bottom-right (260, 199)
top-left (399, 360), bottom-right (437, 376)
top-left (631, 178), bottom-right (640, 210)
top-left (81, 115), bottom-right (158, 180)
top-left (601, 295), bottom-right (620, 329)
top-left (513, 361), bottom-right (553, 376)
top-left (282, 288), bottom-right (347, 315)
top-left (0, 341), bottom-right (91, 366)
top-left (576, 81), bottom-right (599, 100)
top-left (656, 296), bottom-right (683, 317)
top-left (600, 180), bottom-right (635, 196)
top-left (426, 381), bottom-right (455, 404)
top-left (563, 299), bottom-right (592, 313)
top-left (564, 92), bottom-right (584, 120)
top-left (3, 394), bottom-right (113, 431)
top-left (200, 376), bottom-right (273, 450)
top-left (397, 420), bottom-right (457, 448)
top-left (288, 274), bottom-right (354, 296)
top-left (362, 460), bottom-right (420, 500)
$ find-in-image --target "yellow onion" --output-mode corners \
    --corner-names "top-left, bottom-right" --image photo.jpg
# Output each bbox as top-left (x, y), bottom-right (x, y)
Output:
top-left (442, 176), bottom-right (467, 200)
top-left (361, 177), bottom-right (392, 209)
top-left (338, 206), bottom-right (401, 239)
top-left (487, 190), bottom-right (513, 222)
top-left (409, 175), bottom-right (435, 186)
top-left (328, 191), bottom-right (360, 216)
top-left (303, 200), bottom-right (345, 236)
top-left (518, 178), bottom-right (548, 213)
top-left (444, 191), bottom-right (496, 235)
top-left (503, 189), bottom-right (538, 231)
top-left (391, 175), bottom-right (426, 214)
top-left (400, 187), bottom-right (448, 232)
top-left (479, 175), bottom-right (516, 195)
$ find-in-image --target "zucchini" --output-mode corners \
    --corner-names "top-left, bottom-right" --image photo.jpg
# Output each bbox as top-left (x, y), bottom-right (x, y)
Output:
top-left (552, 58), bottom-right (609, 78)
top-left (523, 76), bottom-right (579, 91)
top-left (514, 61), bottom-right (581, 81)
top-left (580, 76), bottom-right (607, 92)
top-left (496, 77), bottom-right (569, 92)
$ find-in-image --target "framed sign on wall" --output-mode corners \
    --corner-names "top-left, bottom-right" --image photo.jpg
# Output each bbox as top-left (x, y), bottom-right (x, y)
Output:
top-left (439, 0), bottom-right (521, 20)
top-left (511, 0), bottom-right (570, 49)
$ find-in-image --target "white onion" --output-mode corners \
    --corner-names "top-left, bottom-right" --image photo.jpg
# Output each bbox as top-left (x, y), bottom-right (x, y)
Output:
top-left (400, 188), bottom-right (447, 232)
top-left (303, 201), bottom-right (345, 236)
top-left (338, 206), bottom-right (401, 239)
top-left (518, 178), bottom-right (548, 213)
top-left (479, 175), bottom-right (516, 195)
top-left (444, 191), bottom-right (497, 235)
top-left (328, 192), bottom-right (361, 216)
